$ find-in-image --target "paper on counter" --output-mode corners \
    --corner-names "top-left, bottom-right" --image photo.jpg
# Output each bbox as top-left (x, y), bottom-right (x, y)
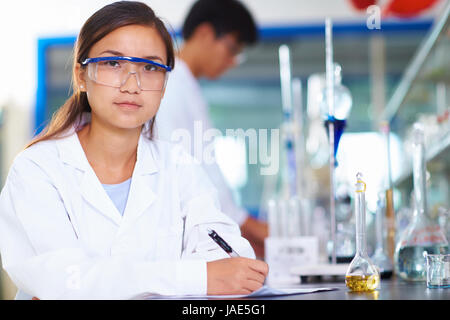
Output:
top-left (135, 285), bottom-right (338, 300)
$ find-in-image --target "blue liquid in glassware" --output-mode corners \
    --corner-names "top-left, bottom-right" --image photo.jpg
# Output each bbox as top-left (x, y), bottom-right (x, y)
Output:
top-left (324, 118), bottom-right (346, 166)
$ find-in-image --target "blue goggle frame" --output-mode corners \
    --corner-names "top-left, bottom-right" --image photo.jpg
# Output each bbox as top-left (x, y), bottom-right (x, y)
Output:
top-left (81, 56), bottom-right (172, 72)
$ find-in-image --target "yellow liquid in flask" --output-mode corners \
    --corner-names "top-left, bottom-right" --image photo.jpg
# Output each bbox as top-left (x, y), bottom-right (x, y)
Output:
top-left (345, 275), bottom-right (380, 292)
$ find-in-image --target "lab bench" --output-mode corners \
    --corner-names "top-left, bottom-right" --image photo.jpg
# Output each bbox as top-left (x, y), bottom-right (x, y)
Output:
top-left (260, 279), bottom-right (450, 300)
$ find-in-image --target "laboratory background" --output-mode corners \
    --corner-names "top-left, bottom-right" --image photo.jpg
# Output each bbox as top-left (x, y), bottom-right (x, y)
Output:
top-left (0, 0), bottom-right (449, 299)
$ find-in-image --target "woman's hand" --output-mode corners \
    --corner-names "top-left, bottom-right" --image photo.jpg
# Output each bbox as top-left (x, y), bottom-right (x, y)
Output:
top-left (206, 257), bottom-right (269, 295)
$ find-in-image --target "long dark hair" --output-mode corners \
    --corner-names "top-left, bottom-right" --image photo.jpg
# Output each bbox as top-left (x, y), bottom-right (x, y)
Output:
top-left (27, 1), bottom-right (175, 148)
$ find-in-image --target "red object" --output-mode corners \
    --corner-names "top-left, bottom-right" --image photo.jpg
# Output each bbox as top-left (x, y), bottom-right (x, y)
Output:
top-left (383, 0), bottom-right (440, 18)
top-left (348, 0), bottom-right (377, 10)
top-left (437, 109), bottom-right (449, 124)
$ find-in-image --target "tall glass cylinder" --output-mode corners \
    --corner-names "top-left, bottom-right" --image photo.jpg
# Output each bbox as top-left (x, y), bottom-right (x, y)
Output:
top-left (380, 121), bottom-right (396, 262)
top-left (371, 193), bottom-right (394, 278)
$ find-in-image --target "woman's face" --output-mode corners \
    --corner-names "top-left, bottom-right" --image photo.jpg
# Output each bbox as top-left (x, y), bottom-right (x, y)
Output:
top-left (77, 24), bottom-right (168, 131)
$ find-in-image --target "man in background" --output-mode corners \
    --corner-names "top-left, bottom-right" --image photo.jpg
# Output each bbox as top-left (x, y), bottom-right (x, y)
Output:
top-left (157, 0), bottom-right (268, 257)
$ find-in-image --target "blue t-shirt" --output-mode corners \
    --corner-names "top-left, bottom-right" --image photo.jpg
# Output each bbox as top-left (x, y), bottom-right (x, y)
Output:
top-left (102, 178), bottom-right (132, 216)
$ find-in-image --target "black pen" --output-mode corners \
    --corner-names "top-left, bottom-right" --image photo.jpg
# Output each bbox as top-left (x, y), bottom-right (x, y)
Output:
top-left (207, 228), bottom-right (240, 257)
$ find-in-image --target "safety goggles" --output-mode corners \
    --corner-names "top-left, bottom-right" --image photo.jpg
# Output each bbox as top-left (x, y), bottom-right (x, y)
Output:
top-left (81, 56), bottom-right (172, 91)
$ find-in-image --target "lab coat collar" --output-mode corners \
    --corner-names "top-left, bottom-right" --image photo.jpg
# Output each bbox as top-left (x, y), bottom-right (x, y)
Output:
top-left (121, 132), bottom-right (158, 230)
top-left (55, 113), bottom-right (158, 226)
top-left (56, 113), bottom-right (158, 175)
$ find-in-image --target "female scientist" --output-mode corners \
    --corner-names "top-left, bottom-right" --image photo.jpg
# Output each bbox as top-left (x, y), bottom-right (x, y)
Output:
top-left (0, 1), bottom-right (268, 299)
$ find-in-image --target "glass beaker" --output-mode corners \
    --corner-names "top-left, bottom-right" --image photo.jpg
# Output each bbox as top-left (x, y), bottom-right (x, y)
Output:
top-left (394, 123), bottom-right (448, 281)
top-left (345, 173), bottom-right (380, 292)
top-left (425, 253), bottom-right (450, 288)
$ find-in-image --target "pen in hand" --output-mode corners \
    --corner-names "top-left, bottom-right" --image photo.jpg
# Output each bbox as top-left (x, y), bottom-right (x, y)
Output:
top-left (207, 228), bottom-right (240, 258)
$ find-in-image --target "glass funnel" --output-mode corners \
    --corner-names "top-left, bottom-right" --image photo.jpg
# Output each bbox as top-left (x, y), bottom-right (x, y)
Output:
top-left (345, 173), bottom-right (380, 292)
top-left (394, 123), bottom-right (448, 281)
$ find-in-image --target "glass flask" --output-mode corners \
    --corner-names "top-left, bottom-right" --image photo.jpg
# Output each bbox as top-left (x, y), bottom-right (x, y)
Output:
top-left (319, 63), bottom-right (353, 165)
top-left (320, 63), bottom-right (353, 120)
top-left (394, 123), bottom-right (448, 281)
top-left (345, 173), bottom-right (380, 292)
top-left (370, 192), bottom-right (394, 279)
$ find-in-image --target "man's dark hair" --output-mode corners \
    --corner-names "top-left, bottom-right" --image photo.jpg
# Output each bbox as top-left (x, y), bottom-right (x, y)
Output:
top-left (182, 0), bottom-right (258, 44)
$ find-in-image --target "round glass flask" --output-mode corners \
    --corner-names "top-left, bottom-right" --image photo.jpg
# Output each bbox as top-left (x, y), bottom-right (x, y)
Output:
top-left (345, 173), bottom-right (380, 292)
top-left (394, 123), bottom-right (448, 281)
top-left (319, 63), bottom-right (353, 165)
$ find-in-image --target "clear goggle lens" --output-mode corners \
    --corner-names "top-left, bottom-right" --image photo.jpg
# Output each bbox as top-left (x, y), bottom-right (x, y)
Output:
top-left (86, 58), bottom-right (169, 91)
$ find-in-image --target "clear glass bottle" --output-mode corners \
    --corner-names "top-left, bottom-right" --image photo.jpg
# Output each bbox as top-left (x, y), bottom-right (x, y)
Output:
top-left (345, 173), bottom-right (380, 292)
top-left (394, 123), bottom-right (448, 281)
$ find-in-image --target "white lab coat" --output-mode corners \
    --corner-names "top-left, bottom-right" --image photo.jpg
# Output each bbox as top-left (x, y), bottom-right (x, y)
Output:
top-left (157, 58), bottom-right (248, 226)
top-left (0, 116), bottom-right (254, 300)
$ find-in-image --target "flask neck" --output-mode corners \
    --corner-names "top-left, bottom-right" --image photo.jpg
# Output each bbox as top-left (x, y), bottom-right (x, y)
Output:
top-left (355, 191), bottom-right (368, 257)
top-left (412, 141), bottom-right (427, 218)
top-left (375, 201), bottom-right (385, 251)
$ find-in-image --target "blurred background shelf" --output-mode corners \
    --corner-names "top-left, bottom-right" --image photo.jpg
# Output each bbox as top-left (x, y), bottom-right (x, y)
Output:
top-left (394, 130), bottom-right (450, 186)
top-left (386, 2), bottom-right (449, 211)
